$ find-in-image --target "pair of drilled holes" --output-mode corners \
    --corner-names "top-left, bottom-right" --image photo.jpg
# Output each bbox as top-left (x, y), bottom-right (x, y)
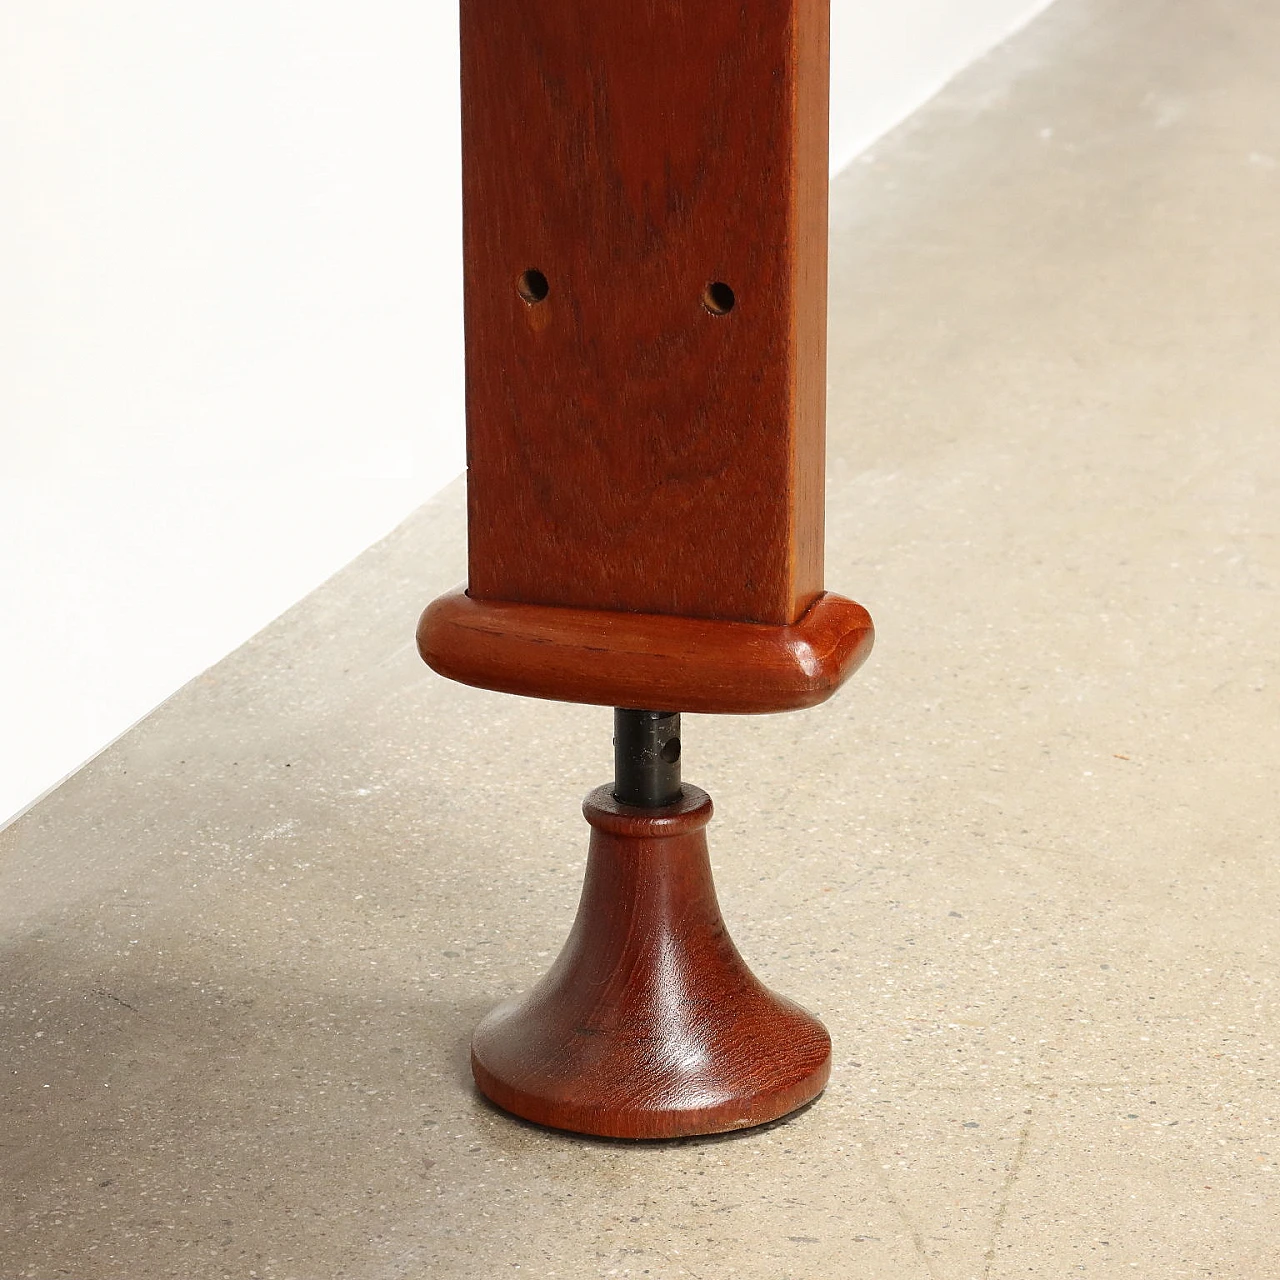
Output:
top-left (516, 269), bottom-right (735, 315)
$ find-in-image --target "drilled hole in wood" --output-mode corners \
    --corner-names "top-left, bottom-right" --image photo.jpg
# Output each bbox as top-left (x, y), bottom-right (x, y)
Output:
top-left (517, 268), bottom-right (550, 304)
top-left (702, 281), bottom-right (735, 315)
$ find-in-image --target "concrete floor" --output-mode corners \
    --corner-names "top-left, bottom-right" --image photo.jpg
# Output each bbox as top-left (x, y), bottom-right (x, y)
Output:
top-left (4, 0), bottom-right (1279, 1274)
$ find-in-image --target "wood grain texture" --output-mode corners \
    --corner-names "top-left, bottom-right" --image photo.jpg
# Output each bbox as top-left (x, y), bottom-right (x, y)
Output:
top-left (471, 785), bottom-right (831, 1138)
top-left (460, 0), bottom-right (831, 626)
top-left (418, 586), bottom-right (874, 714)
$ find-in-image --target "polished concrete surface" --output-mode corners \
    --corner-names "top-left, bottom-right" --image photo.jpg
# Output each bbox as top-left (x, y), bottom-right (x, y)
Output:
top-left (4, 0), bottom-right (1279, 1274)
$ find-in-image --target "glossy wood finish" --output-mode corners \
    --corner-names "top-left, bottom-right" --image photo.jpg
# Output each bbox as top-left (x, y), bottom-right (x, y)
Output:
top-left (460, 0), bottom-right (831, 626)
top-left (425, 0), bottom-right (865, 1138)
top-left (419, 586), bottom-right (873, 714)
top-left (471, 786), bottom-right (831, 1138)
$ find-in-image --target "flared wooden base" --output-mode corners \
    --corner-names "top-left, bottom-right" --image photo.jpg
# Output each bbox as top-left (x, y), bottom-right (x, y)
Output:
top-left (471, 785), bottom-right (831, 1139)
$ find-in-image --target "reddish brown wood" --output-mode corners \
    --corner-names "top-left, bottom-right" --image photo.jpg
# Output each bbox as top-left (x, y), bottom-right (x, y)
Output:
top-left (419, 586), bottom-right (873, 714)
top-left (460, 0), bottom-right (831, 626)
top-left (471, 785), bottom-right (831, 1138)
top-left (418, 0), bottom-right (870, 1138)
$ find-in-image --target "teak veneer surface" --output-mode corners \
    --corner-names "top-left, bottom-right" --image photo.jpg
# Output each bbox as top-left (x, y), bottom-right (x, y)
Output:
top-left (460, 0), bottom-right (831, 626)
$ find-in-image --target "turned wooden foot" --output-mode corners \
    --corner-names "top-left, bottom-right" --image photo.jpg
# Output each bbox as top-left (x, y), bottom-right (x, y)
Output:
top-left (471, 784), bottom-right (831, 1139)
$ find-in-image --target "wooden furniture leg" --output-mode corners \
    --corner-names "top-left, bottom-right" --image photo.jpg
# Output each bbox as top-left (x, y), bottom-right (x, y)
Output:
top-left (417, 0), bottom-right (874, 1137)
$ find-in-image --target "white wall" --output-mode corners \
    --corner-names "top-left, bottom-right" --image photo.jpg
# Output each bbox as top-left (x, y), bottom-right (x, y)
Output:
top-left (829, 0), bottom-right (1053, 172)
top-left (0, 0), bottom-right (1051, 828)
top-left (1, 3), bottom-right (466, 826)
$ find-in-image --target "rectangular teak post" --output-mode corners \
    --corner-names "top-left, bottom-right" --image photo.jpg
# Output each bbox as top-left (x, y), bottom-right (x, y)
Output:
top-left (422, 0), bottom-right (871, 713)
top-left (462, 0), bottom-right (829, 625)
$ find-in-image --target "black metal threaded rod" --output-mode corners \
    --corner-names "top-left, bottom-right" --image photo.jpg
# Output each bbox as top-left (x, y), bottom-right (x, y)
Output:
top-left (612, 709), bottom-right (682, 807)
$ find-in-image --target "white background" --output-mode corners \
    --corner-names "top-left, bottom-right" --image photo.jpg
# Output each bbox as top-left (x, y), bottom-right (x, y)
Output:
top-left (0, 0), bottom-right (1051, 827)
